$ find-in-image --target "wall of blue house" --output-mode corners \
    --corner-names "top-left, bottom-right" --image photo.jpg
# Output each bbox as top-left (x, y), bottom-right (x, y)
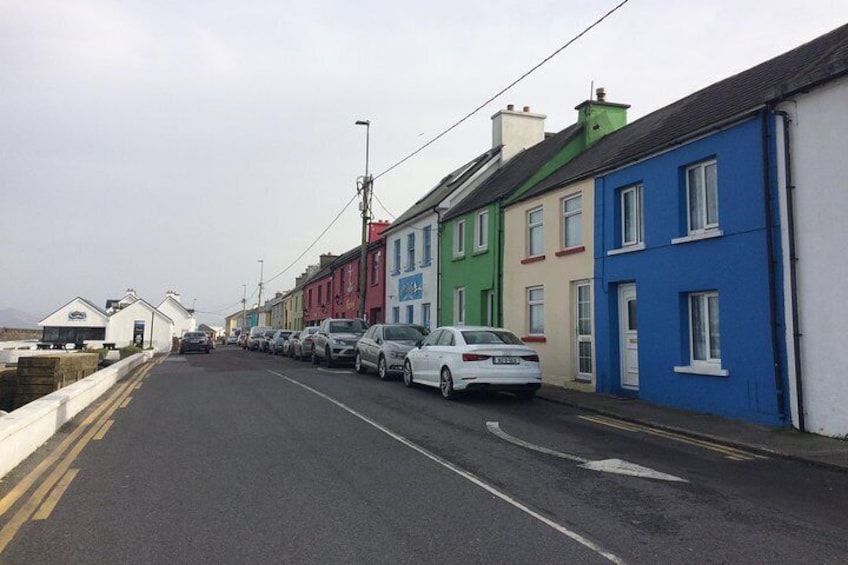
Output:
top-left (593, 116), bottom-right (788, 425)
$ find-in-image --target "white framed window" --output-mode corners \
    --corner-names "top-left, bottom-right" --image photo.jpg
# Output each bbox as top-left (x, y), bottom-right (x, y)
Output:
top-left (687, 160), bottom-right (719, 234)
top-left (575, 282), bottom-right (592, 380)
top-left (527, 207), bottom-right (543, 257)
top-left (474, 210), bottom-right (489, 251)
top-left (406, 233), bottom-right (416, 271)
top-left (485, 290), bottom-right (494, 327)
top-left (454, 287), bottom-right (466, 325)
top-left (621, 185), bottom-right (643, 247)
top-left (527, 286), bottom-right (544, 335)
top-left (562, 194), bottom-right (583, 248)
top-left (392, 239), bottom-right (401, 274)
top-left (454, 219), bottom-right (466, 258)
top-left (422, 303), bottom-right (431, 330)
top-left (689, 291), bottom-right (720, 365)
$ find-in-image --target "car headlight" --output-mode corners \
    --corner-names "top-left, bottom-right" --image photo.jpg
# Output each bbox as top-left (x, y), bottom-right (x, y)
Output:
top-left (389, 350), bottom-right (406, 359)
top-left (331, 338), bottom-right (345, 346)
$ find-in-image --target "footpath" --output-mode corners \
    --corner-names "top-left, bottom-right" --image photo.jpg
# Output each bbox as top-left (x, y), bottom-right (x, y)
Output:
top-left (537, 384), bottom-right (848, 473)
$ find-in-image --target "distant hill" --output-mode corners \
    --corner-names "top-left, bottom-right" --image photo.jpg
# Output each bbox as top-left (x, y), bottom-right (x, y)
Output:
top-left (0, 308), bottom-right (40, 329)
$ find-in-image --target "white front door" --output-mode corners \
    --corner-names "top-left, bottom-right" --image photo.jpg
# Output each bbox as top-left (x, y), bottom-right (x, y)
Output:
top-left (619, 284), bottom-right (639, 390)
top-left (574, 282), bottom-right (593, 382)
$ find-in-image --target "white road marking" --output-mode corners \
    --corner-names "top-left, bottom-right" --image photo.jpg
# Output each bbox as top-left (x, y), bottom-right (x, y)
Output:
top-left (316, 368), bottom-right (351, 375)
top-left (486, 422), bottom-right (687, 483)
top-left (267, 369), bottom-right (626, 565)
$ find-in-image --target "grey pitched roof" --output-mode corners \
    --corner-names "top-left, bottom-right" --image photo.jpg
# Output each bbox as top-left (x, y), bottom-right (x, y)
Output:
top-left (515, 22), bottom-right (848, 204)
top-left (384, 146), bottom-right (502, 232)
top-left (443, 123), bottom-right (582, 221)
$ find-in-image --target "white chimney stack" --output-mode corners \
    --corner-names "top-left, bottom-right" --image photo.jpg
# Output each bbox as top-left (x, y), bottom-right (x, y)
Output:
top-left (491, 105), bottom-right (546, 163)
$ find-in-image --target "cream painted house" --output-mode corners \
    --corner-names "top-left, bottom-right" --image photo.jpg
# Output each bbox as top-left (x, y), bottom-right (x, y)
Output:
top-left (502, 177), bottom-right (596, 388)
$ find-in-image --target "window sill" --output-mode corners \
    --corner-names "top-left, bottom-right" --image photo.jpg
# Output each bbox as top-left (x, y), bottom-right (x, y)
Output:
top-left (671, 230), bottom-right (724, 245)
top-left (452, 255), bottom-right (466, 262)
top-left (673, 364), bottom-right (729, 377)
top-left (607, 242), bottom-right (645, 256)
top-left (555, 245), bottom-right (585, 257)
top-left (522, 335), bottom-right (547, 343)
top-left (419, 261), bottom-right (432, 268)
top-left (390, 270), bottom-right (401, 277)
top-left (472, 248), bottom-right (489, 257)
top-left (521, 255), bottom-right (546, 265)
top-left (404, 266), bottom-right (416, 273)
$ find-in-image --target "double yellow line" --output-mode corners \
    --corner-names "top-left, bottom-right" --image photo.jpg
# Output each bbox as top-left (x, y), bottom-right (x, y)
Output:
top-left (0, 356), bottom-right (165, 555)
top-left (579, 414), bottom-right (768, 461)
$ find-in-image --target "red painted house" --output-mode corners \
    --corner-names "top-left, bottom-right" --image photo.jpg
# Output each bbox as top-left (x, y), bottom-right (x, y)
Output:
top-left (329, 221), bottom-right (390, 323)
top-left (302, 253), bottom-right (337, 327)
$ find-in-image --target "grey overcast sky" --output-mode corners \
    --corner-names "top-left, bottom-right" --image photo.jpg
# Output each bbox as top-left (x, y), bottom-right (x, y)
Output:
top-left (2, 0), bottom-right (846, 326)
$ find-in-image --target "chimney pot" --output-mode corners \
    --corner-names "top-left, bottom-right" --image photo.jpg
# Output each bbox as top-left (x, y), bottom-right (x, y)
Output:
top-left (523, 106), bottom-right (530, 112)
top-left (507, 104), bottom-right (514, 111)
top-left (596, 87), bottom-right (606, 102)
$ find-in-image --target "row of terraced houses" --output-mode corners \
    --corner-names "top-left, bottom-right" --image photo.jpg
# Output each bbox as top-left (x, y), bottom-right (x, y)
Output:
top-left (227, 25), bottom-right (848, 438)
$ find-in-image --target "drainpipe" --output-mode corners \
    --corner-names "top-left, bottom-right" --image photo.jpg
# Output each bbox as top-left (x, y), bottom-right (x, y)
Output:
top-left (760, 110), bottom-right (788, 421)
top-left (434, 207), bottom-right (444, 327)
top-left (496, 200), bottom-right (505, 328)
top-left (774, 109), bottom-right (805, 432)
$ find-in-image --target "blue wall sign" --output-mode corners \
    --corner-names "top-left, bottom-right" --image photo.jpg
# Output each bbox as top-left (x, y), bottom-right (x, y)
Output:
top-left (399, 274), bottom-right (423, 302)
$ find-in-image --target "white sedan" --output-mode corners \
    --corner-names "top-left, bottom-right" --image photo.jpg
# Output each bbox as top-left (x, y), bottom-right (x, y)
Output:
top-left (402, 326), bottom-right (542, 400)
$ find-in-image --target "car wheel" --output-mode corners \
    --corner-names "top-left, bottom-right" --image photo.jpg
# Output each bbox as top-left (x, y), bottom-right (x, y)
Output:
top-left (205, 348), bottom-right (210, 354)
top-left (515, 390), bottom-right (536, 401)
top-left (403, 360), bottom-right (414, 387)
top-left (325, 347), bottom-right (335, 368)
top-left (294, 348), bottom-right (301, 361)
top-left (378, 356), bottom-right (389, 381)
top-left (440, 367), bottom-right (456, 400)
top-left (311, 347), bottom-right (319, 365)
top-left (179, 348), bottom-right (184, 354)
top-left (355, 351), bottom-right (367, 374)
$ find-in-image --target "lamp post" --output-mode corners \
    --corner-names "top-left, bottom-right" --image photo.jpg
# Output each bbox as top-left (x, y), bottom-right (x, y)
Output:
top-left (241, 284), bottom-right (247, 333)
top-left (257, 259), bottom-right (265, 325)
top-left (355, 119), bottom-right (372, 321)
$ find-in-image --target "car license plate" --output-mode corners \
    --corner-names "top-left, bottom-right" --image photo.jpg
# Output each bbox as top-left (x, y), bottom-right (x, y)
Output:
top-left (493, 356), bottom-right (520, 365)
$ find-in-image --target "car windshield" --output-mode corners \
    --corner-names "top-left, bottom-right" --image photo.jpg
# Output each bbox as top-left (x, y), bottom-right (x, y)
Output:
top-left (184, 332), bottom-right (205, 339)
top-left (329, 320), bottom-right (366, 333)
top-left (461, 330), bottom-right (523, 345)
top-left (384, 326), bottom-right (425, 341)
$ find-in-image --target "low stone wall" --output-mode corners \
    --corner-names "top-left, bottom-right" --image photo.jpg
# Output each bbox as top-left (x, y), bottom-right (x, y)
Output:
top-left (14, 354), bottom-right (99, 409)
top-left (0, 368), bottom-right (16, 413)
top-left (0, 328), bottom-right (41, 341)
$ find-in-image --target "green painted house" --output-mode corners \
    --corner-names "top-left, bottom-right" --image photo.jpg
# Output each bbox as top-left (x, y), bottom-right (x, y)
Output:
top-left (439, 94), bottom-right (629, 327)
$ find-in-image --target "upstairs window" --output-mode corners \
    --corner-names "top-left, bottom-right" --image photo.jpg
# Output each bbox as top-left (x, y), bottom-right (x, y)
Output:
top-left (474, 210), bottom-right (489, 252)
top-left (527, 207), bottom-right (543, 257)
top-left (621, 185), bottom-right (643, 247)
top-left (422, 225), bottom-right (432, 265)
top-left (392, 239), bottom-right (401, 274)
top-left (562, 194), bottom-right (582, 248)
top-left (454, 219), bottom-right (466, 258)
top-left (687, 160), bottom-right (719, 234)
top-left (406, 233), bottom-right (416, 271)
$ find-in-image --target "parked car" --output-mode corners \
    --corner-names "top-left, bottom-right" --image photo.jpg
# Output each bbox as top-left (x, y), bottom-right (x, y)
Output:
top-left (258, 329), bottom-right (277, 353)
top-left (282, 331), bottom-right (299, 357)
top-left (247, 326), bottom-right (272, 351)
top-left (355, 324), bottom-right (429, 380)
top-left (226, 334), bottom-right (239, 345)
top-left (402, 326), bottom-right (541, 400)
top-left (312, 318), bottom-right (368, 367)
top-left (238, 333), bottom-right (249, 349)
top-left (179, 331), bottom-right (211, 354)
top-left (269, 330), bottom-right (294, 355)
top-left (291, 326), bottom-right (319, 361)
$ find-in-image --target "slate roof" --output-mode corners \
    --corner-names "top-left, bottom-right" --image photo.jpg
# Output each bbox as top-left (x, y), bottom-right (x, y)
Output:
top-left (384, 146), bottom-right (502, 232)
top-left (514, 22), bottom-right (848, 204)
top-left (443, 123), bottom-right (582, 221)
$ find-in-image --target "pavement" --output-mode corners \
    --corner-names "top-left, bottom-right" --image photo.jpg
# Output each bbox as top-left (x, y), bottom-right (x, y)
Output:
top-left (536, 384), bottom-right (848, 473)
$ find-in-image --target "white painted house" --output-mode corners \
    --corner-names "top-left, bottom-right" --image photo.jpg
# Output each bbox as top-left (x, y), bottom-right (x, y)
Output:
top-left (777, 70), bottom-right (848, 438)
top-left (38, 297), bottom-right (109, 344)
top-left (157, 291), bottom-right (196, 337)
top-left (383, 106), bottom-right (547, 328)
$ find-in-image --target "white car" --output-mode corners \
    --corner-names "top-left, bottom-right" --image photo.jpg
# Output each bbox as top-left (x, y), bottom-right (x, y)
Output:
top-left (402, 326), bottom-right (542, 400)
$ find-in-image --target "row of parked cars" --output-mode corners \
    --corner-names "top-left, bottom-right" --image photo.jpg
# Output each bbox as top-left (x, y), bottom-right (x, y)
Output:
top-left (234, 318), bottom-right (542, 400)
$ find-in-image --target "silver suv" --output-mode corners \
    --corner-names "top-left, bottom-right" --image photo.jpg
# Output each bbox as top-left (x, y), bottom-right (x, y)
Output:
top-left (311, 318), bottom-right (368, 368)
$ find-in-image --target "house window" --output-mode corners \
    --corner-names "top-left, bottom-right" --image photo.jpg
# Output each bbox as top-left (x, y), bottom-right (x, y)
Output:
top-left (484, 290), bottom-right (494, 327)
top-left (318, 285), bottom-right (323, 305)
top-left (454, 287), bottom-right (466, 325)
top-left (474, 210), bottom-right (489, 251)
top-left (308, 289), bottom-right (313, 308)
top-left (370, 251), bottom-right (380, 285)
top-left (422, 303), bottom-right (431, 330)
top-left (406, 233), bottom-right (416, 271)
top-left (423, 225), bottom-right (432, 265)
top-left (527, 207), bottom-right (543, 257)
top-left (687, 160), bottom-right (719, 233)
top-left (562, 194), bottom-right (582, 248)
top-left (454, 219), bottom-right (466, 257)
top-left (528, 286), bottom-right (544, 335)
top-left (575, 282), bottom-right (592, 379)
top-left (392, 306), bottom-right (400, 324)
top-left (690, 291), bottom-right (721, 364)
top-left (406, 305), bottom-right (414, 324)
top-left (621, 185), bottom-right (643, 247)
top-left (393, 239), bottom-right (401, 274)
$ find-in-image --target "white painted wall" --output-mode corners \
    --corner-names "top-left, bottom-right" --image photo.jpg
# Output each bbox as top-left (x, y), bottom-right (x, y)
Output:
top-left (777, 75), bottom-right (848, 438)
top-left (38, 297), bottom-right (108, 329)
top-left (157, 296), bottom-right (195, 337)
top-left (107, 301), bottom-right (174, 353)
top-left (384, 213), bottom-right (440, 326)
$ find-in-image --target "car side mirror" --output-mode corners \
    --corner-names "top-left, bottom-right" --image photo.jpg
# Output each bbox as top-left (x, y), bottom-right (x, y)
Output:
top-left (416, 339), bottom-right (424, 348)
top-left (376, 338), bottom-right (382, 345)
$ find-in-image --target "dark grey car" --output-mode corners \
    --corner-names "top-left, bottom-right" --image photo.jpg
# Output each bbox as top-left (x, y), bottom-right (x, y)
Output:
top-left (355, 324), bottom-right (428, 379)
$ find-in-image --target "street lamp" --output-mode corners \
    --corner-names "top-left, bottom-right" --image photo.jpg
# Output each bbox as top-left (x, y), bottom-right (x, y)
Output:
top-left (257, 259), bottom-right (265, 324)
top-left (355, 119), bottom-right (372, 320)
top-left (241, 284), bottom-right (247, 332)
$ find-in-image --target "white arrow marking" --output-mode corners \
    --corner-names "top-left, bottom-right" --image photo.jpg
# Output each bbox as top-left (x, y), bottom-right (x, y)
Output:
top-left (486, 421), bottom-right (687, 483)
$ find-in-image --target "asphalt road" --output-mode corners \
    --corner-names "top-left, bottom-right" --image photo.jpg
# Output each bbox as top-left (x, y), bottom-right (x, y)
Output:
top-left (2, 347), bottom-right (847, 564)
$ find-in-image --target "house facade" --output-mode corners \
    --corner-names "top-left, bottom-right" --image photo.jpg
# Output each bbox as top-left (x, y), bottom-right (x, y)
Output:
top-left (157, 291), bottom-right (196, 337)
top-left (302, 254), bottom-right (337, 327)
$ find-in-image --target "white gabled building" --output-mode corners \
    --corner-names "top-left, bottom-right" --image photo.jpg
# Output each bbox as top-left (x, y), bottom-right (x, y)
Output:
top-left (157, 290), bottom-right (196, 338)
top-left (109, 299), bottom-right (174, 353)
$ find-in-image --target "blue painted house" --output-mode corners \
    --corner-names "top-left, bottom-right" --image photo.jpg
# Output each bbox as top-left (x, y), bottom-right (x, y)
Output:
top-left (512, 26), bottom-right (848, 425)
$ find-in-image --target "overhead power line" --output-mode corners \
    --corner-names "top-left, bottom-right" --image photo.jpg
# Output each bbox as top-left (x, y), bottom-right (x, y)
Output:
top-left (372, 0), bottom-right (631, 184)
